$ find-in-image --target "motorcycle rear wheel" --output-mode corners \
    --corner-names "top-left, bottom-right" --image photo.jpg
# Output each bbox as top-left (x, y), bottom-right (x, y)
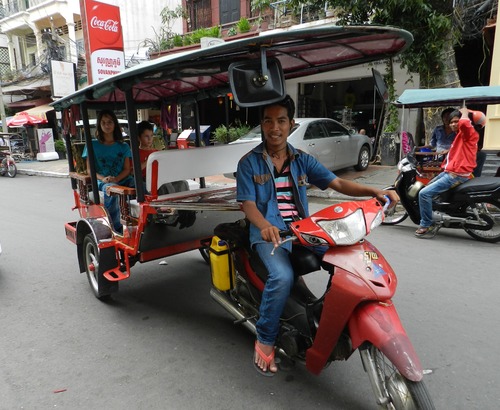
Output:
top-left (465, 203), bottom-right (500, 243)
top-left (362, 343), bottom-right (435, 409)
top-left (83, 234), bottom-right (113, 300)
top-left (381, 187), bottom-right (408, 225)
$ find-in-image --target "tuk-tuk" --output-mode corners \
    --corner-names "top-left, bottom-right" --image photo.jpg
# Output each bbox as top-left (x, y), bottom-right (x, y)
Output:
top-left (394, 85), bottom-right (500, 181)
top-left (52, 24), bottom-right (412, 299)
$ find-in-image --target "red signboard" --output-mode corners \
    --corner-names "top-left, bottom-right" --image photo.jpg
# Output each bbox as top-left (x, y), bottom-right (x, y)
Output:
top-left (80, 0), bottom-right (125, 84)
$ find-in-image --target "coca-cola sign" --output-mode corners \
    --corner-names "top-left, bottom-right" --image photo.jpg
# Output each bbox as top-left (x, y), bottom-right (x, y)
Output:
top-left (82, 0), bottom-right (124, 83)
top-left (85, 0), bottom-right (123, 47)
top-left (90, 16), bottom-right (119, 33)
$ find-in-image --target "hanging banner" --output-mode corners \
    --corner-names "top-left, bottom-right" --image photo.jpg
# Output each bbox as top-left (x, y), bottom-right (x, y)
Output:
top-left (80, 0), bottom-right (125, 84)
top-left (51, 60), bottom-right (77, 97)
top-left (37, 128), bottom-right (55, 153)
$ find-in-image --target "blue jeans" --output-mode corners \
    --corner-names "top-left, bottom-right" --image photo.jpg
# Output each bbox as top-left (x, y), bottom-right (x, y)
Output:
top-left (98, 176), bottom-right (135, 232)
top-left (473, 151), bottom-right (487, 177)
top-left (418, 172), bottom-right (469, 228)
top-left (254, 242), bottom-right (326, 345)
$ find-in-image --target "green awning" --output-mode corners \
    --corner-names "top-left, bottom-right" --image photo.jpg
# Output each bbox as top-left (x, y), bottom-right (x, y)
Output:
top-left (394, 86), bottom-right (500, 108)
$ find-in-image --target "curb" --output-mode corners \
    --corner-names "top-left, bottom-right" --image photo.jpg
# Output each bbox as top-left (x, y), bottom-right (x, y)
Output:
top-left (17, 169), bottom-right (69, 178)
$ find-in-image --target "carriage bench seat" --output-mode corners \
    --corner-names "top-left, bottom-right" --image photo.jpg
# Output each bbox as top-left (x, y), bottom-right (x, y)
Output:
top-left (145, 142), bottom-right (260, 196)
top-left (127, 143), bottom-right (259, 218)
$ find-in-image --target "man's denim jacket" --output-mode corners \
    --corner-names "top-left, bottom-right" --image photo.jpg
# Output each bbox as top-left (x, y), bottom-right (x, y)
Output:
top-left (236, 142), bottom-right (336, 250)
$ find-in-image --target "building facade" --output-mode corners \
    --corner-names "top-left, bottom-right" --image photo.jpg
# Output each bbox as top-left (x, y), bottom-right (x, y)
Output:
top-left (0, 0), bottom-right (419, 147)
top-left (0, 0), bottom-right (179, 106)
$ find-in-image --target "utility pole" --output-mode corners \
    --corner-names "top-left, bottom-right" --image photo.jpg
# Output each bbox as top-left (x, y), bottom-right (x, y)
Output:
top-left (0, 78), bottom-right (7, 132)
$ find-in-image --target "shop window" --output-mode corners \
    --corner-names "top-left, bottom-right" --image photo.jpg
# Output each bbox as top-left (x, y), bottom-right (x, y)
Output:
top-left (0, 47), bottom-right (9, 77)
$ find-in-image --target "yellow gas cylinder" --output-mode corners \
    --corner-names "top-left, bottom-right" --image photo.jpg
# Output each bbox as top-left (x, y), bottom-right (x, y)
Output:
top-left (209, 236), bottom-right (235, 291)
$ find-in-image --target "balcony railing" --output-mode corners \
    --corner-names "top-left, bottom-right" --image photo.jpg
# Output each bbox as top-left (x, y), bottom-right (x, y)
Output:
top-left (0, 0), bottom-right (51, 19)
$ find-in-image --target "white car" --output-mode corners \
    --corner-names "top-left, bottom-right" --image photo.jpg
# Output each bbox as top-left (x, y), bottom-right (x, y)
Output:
top-left (230, 118), bottom-right (372, 171)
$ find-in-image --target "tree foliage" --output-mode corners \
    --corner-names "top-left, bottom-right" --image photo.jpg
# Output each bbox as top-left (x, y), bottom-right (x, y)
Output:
top-left (290, 0), bottom-right (454, 87)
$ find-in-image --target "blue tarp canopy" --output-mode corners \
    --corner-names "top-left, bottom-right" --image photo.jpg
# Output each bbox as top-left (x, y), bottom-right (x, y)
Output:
top-left (394, 86), bottom-right (500, 108)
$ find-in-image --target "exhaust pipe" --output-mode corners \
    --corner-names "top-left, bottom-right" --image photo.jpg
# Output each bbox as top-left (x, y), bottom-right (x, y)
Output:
top-left (210, 288), bottom-right (256, 334)
top-left (433, 211), bottom-right (489, 228)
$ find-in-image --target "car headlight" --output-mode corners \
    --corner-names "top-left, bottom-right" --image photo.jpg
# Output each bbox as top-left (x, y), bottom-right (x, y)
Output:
top-left (316, 209), bottom-right (367, 245)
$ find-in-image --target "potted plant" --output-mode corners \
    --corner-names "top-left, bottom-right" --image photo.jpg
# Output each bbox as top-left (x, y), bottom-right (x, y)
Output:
top-left (236, 17), bottom-right (251, 34)
top-left (54, 139), bottom-right (67, 159)
top-left (212, 124), bottom-right (251, 144)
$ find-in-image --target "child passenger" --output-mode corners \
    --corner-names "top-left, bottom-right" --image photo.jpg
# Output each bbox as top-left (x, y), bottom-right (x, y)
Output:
top-left (137, 120), bottom-right (157, 181)
top-left (82, 110), bottom-right (135, 233)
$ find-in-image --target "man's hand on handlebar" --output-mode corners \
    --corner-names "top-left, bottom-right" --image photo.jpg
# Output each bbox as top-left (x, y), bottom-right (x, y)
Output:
top-left (376, 190), bottom-right (399, 209)
top-left (260, 225), bottom-right (282, 247)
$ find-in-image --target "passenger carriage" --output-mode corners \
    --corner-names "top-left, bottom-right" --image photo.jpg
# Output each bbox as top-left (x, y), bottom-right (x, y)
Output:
top-left (52, 24), bottom-right (412, 298)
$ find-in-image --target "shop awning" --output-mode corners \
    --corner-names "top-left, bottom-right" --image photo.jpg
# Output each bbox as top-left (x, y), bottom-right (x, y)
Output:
top-left (2, 76), bottom-right (51, 95)
top-left (6, 98), bottom-right (54, 110)
top-left (23, 104), bottom-right (55, 117)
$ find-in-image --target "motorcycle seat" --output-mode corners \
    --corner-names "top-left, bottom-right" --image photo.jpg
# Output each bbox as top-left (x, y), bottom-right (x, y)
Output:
top-left (213, 220), bottom-right (321, 277)
top-left (444, 176), bottom-right (500, 201)
top-left (214, 220), bottom-right (250, 248)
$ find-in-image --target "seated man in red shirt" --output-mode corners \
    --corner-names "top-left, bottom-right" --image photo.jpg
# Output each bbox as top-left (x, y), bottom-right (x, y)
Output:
top-left (416, 107), bottom-right (485, 238)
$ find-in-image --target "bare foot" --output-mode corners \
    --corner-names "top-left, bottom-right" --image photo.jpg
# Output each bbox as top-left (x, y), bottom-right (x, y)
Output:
top-left (254, 341), bottom-right (278, 374)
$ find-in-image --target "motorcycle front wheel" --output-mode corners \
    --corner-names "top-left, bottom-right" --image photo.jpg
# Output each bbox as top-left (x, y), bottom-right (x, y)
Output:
top-left (360, 343), bottom-right (435, 409)
top-left (465, 202), bottom-right (500, 243)
top-left (381, 187), bottom-right (408, 225)
top-left (6, 161), bottom-right (17, 178)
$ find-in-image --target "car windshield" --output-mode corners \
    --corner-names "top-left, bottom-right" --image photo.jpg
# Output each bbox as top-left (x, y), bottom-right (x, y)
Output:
top-left (239, 125), bottom-right (262, 141)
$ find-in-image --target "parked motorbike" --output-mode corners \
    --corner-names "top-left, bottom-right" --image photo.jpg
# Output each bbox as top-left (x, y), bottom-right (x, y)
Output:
top-left (0, 150), bottom-right (17, 178)
top-left (210, 197), bottom-right (434, 409)
top-left (383, 154), bottom-right (500, 242)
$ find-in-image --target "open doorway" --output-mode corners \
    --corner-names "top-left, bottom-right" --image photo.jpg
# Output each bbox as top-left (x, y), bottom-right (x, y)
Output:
top-left (297, 76), bottom-right (385, 140)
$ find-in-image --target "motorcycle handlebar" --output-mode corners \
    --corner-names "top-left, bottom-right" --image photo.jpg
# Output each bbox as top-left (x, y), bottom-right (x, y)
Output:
top-left (279, 229), bottom-right (292, 237)
top-left (382, 195), bottom-right (391, 213)
top-left (270, 231), bottom-right (297, 255)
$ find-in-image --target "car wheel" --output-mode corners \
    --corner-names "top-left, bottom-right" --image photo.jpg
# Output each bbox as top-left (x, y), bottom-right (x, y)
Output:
top-left (354, 145), bottom-right (370, 171)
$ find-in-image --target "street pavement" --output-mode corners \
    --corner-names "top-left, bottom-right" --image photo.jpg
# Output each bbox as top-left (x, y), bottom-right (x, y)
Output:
top-left (15, 158), bottom-right (398, 200)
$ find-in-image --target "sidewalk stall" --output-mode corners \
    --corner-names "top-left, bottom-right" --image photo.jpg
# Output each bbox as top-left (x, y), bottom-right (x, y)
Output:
top-left (0, 133), bottom-right (26, 162)
top-left (176, 125), bottom-right (211, 149)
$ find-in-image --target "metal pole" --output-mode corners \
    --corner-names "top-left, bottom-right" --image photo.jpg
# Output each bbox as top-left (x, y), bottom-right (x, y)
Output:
top-left (124, 88), bottom-right (144, 202)
top-left (0, 79), bottom-right (8, 133)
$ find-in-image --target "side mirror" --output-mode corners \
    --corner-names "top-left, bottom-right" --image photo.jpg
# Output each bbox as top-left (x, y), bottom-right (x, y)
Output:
top-left (229, 56), bottom-right (286, 108)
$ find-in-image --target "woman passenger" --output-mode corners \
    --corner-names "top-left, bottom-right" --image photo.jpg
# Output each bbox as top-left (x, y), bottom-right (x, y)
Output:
top-left (82, 110), bottom-right (134, 233)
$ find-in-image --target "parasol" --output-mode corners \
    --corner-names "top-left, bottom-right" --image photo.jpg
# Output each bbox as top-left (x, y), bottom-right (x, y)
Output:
top-left (7, 111), bottom-right (48, 127)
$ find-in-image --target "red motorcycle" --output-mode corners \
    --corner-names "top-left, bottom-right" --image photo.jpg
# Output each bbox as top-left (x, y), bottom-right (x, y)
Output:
top-left (0, 150), bottom-right (17, 178)
top-left (210, 198), bottom-right (434, 409)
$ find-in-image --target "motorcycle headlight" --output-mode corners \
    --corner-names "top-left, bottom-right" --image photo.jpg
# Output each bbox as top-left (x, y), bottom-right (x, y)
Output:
top-left (371, 209), bottom-right (384, 230)
top-left (397, 158), bottom-right (409, 171)
top-left (317, 209), bottom-right (367, 245)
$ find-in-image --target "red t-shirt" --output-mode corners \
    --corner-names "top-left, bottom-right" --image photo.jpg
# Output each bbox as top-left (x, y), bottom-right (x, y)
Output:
top-left (442, 118), bottom-right (478, 175)
top-left (139, 148), bottom-right (158, 178)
